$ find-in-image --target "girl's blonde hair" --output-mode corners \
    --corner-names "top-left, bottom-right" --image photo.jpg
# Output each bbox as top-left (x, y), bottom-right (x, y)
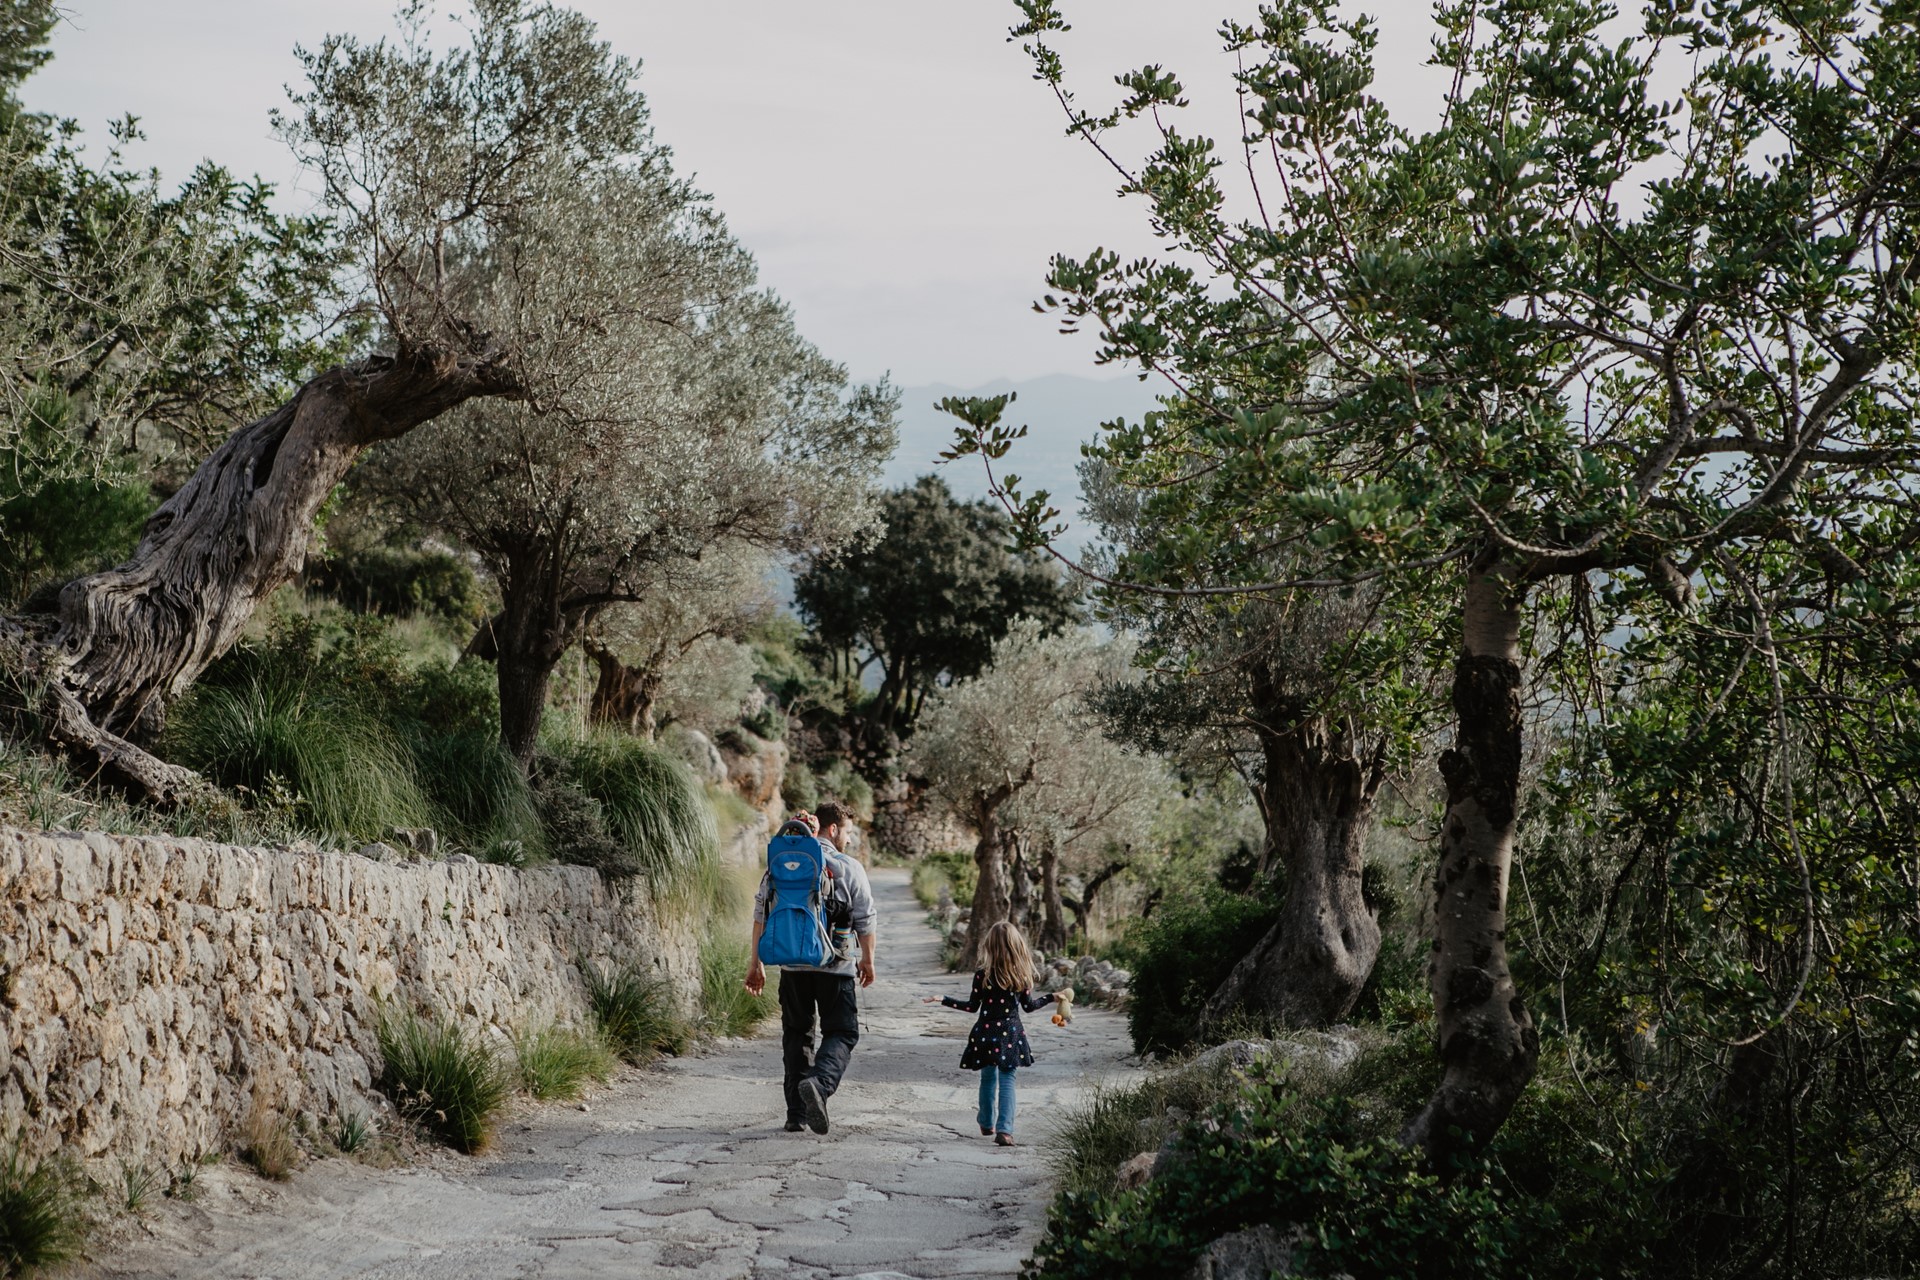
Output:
top-left (981, 921), bottom-right (1035, 992)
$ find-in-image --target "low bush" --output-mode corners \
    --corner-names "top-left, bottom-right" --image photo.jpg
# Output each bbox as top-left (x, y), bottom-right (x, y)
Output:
top-left (240, 1100), bottom-right (300, 1181)
top-left (0, 1140), bottom-right (85, 1276)
top-left (167, 671), bottom-right (432, 843)
top-left (582, 960), bottom-right (686, 1063)
top-left (331, 1111), bottom-right (372, 1155)
top-left (1047, 1055), bottom-right (1249, 1199)
top-left (306, 542), bottom-right (488, 625)
top-left (513, 1025), bottom-right (616, 1101)
top-left (553, 734), bottom-right (719, 898)
top-left (412, 730), bottom-right (545, 861)
top-left (780, 759), bottom-right (819, 813)
top-left (1112, 887), bottom-right (1280, 1057)
top-left (911, 849), bottom-right (977, 910)
top-left (698, 930), bottom-right (774, 1039)
top-left (814, 757), bottom-right (873, 821)
top-left (1027, 1075), bottom-right (1582, 1280)
top-left (376, 1003), bottom-right (511, 1153)
top-left (706, 784), bottom-right (760, 845)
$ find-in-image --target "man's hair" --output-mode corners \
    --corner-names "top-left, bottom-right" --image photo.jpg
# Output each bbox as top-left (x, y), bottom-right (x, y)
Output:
top-left (814, 800), bottom-right (851, 830)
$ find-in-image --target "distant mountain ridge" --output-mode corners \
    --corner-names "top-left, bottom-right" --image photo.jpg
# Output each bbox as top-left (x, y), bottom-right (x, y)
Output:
top-left (888, 374), bottom-right (1167, 554)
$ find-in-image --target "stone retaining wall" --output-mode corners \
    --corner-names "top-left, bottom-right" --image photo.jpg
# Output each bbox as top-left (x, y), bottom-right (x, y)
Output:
top-left (0, 827), bottom-right (701, 1169)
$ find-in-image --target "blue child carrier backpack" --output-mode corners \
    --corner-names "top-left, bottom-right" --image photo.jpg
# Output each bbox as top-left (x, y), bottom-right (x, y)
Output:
top-left (758, 832), bottom-right (833, 968)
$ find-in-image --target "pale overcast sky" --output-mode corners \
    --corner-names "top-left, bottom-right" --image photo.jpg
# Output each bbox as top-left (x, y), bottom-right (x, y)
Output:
top-left (24, 1), bottom-right (1448, 389)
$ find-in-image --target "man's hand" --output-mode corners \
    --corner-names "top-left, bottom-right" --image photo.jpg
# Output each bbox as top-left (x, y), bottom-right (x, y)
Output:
top-left (744, 958), bottom-right (766, 997)
top-left (857, 957), bottom-right (876, 988)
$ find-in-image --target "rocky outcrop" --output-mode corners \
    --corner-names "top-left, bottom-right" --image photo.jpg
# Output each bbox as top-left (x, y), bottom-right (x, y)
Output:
top-left (716, 729), bottom-right (787, 813)
top-left (0, 827), bottom-right (700, 1172)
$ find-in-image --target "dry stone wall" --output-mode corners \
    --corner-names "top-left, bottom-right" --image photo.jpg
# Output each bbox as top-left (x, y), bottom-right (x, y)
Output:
top-left (0, 827), bottom-right (701, 1170)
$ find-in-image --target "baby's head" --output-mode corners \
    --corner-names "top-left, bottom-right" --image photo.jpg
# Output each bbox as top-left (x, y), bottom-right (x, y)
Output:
top-left (981, 920), bottom-right (1035, 992)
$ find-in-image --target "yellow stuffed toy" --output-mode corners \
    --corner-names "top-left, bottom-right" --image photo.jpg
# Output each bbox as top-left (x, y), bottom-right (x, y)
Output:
top-left (1050, 988), bottom-right (1075, 1027)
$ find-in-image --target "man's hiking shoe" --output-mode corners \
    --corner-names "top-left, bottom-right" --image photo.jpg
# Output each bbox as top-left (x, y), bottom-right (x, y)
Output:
top-left (979, 1126), bottom-right (993, 1136)
top-left (798, 1078), bottom-right (830, 1134)
top-left (784, 1120), bottom-right (805, 1132)
top-left (994, 1133), bottom-right (1015, 1146)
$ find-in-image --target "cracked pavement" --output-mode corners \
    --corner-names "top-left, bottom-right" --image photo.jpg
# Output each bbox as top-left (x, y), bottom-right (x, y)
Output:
top-left (89, 867), bottom-right (1142, 1279)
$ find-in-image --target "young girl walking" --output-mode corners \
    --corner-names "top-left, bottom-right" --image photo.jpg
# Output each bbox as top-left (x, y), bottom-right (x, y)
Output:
top-left (923, 921), bottom-right (1066, 1146)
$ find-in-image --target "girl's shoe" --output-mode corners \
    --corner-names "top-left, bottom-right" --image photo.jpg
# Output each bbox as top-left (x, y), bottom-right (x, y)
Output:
top-left (994, 1132), bottom-right (1015, 1146)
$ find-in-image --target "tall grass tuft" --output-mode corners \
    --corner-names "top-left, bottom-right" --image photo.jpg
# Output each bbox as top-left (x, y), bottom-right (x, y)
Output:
top-left (698, 930), bottom-right (775, 1039)
top-left (375, 1003), bottom-right (511, 1153)
top-left (1046, 1057), bottom-right (1248, 1198)
top-left (513, 1024), bottom-right (617, 1100)
top-left (241, 1099), bottom-right (299, 1181)
top-left (412, 731), bottom-right (546, 861)
top-left (553, 733), bottom-right (718, 898)
top-left (582, 960), bottom-right (685, 1063)
top-left (0, 1140), bottom-right (86, 1275)
top-left (167, 672), bottom-right (432, 843)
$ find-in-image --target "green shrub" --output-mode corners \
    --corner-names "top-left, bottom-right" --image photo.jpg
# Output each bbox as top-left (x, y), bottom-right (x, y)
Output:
top-left (332, 1111), bottom-right (372, 1154)
top-left (308, 543), bottom-right (488, 624)
top-left (167, 671), bottom-right (432, 843)
top-left (401, 658), bottom-right (501, 738)
top-left (1047, 1056), bottom-right (1249, 1198)
top-left (0, 394), bottom-right (155, 610)
top-left (413, 730), bottom-right (544, 860)
top-left (780, 759), bottom-right (820, 813)
top-left (582, 960), bottom-right (686, 1063)
top-left (699, 930), bottom-right (774, 1039)
top-left (551, 734), bottom-right (719, 898)
top-left (1115, 887), bottom-right (1280, 1057)
top-left (0, 1140), bottom-right (85, 1275)
top-left (1028, 1072), bottom-right (1587, 1280)
top-left (911, 849), bottom-right (977, 910)
top-left (375, 1003), bottom-right (510, 1153)
top-left (513, 1025), bottom-right (616, 1101)
top-left (815, 758), bottom-right (874, 821)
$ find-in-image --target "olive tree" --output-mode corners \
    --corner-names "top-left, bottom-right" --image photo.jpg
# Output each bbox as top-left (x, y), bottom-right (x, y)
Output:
top-left (580, 542), bottom-right (775, 739)
top-left (951, 0), bottom-right (1920, 1166)
top-left (1080, 450), bottom-right (1442, 1029)
top-left (910, 619), bottom-right (1164, 966)
top-left (2, 0), bottom-right (668, 799)
top-left (361, 187), bottom-right (897, 759)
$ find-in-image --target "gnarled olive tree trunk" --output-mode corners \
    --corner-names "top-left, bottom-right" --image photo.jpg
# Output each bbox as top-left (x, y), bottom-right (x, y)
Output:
top-left (470, 543), bottom-right (576, 766)
top-left (585, 638), bottom-right (662, 738)
top-left (1206, 668), bottom-right (1383, 1031)
top-left (1399, 565), bottom-right (1539, 1165)
top-left (9, 347), bottom-right (519, 802)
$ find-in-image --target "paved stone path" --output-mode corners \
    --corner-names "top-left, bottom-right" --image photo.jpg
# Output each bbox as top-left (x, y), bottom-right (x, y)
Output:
top-left (91, 868), bottom-right (1141, 1279)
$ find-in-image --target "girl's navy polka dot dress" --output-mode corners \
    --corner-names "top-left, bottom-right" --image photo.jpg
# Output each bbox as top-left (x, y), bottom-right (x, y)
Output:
top-left (942, 970), bottom-right (1054, 1070)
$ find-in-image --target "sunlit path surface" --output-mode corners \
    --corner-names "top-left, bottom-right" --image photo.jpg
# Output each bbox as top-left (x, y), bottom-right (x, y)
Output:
top-left (90, 868), bottom-right (1141, 1279)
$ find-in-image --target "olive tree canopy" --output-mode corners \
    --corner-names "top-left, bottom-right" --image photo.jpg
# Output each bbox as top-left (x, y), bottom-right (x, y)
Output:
top-left (4, 0), bottom-right (778, 800)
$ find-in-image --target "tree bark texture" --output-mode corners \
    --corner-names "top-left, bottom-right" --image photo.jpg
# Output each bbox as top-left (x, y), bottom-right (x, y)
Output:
top-left (1400, 568), bottom-right (1540, 1164)
top-left (586, 639), bottom-right (662, 738)
top-left (959, 811), bottom-right (1015, 970)
top-left (1205, 692), bottom-right (1383, 1031)
top-left (14, 347), bottom-right (520, 798)
top-left (487, 544), bottom-right (579, 765)
top-left (1037, 838), bottom-right (1068, 955)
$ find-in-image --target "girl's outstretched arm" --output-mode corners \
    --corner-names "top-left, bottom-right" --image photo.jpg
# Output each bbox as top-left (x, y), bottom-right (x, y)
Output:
top-left (1018, 988), bottom-right (1055, 1013)
top-left (933, 971), bottom-right (984, 1013)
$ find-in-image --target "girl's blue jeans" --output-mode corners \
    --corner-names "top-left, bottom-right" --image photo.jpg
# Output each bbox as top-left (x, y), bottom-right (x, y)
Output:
top-left (976, 1066), bottom-right (1017, 1134)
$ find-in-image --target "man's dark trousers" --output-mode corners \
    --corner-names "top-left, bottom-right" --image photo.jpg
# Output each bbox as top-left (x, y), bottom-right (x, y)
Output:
top-left (778, 970), bottom-right (859, 1123)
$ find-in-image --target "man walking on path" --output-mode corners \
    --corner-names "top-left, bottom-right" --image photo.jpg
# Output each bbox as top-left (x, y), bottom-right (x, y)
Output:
top-left (745, 801), bottom-right (877, 1134)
